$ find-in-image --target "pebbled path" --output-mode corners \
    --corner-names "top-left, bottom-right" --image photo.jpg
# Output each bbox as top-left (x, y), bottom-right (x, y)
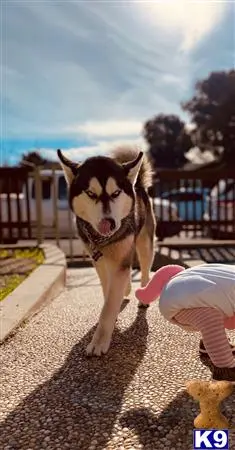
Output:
top-left (1, 267), bottom-right (235, 450)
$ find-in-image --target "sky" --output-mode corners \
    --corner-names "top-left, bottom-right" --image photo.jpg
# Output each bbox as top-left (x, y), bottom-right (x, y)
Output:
top-left (1, 0), bottom-right (234, 165)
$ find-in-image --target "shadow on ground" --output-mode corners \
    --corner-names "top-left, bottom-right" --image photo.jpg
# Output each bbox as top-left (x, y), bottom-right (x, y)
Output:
top-left (119, 388), bottom-right (235, 449)
top-left (119, 392), bottom-right (195, 446)
top-left (1, 308), bottom-right (149, 449)
top-left (1, 308), bottom-right (235, 450)
top-left (164, 246), bottom-right (235, 265)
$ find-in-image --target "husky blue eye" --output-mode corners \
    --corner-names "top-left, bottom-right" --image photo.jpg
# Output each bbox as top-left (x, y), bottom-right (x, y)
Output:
top-left (111, 190), bottom-right (121, 199)
top-left (86, 190), bottom-right (98, 200)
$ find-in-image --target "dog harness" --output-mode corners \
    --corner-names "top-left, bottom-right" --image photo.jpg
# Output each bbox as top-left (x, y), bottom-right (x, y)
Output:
top-left (76, 210), bottom-right (143, 262)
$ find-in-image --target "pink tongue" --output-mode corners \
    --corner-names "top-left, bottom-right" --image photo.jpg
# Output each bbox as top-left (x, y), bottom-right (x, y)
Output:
top-left (98, 219), bottom-right (111, 235)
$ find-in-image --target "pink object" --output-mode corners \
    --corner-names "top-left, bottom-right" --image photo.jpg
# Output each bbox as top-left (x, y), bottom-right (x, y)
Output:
top-left (224, 315), bottom-right (235, 330)
top-left (135, 264), bottom-right (185, 304)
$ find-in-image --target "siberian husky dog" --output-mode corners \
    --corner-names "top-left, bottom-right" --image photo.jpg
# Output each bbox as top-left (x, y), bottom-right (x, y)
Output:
top-left (57, 146), bottom-right (156, 356)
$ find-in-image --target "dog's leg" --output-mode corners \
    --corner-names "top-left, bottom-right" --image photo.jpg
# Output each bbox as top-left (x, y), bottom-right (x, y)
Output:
top-left (86, 236), bottom-right (135, 356)
top-left (125, 273), bottom-right (132, 297)
top-left (136, 227), bottom-right (154, 287)
top-left (136, 226), bottom-right (155, 307)
top-left (86, 265), bottom-right (130, 356)
top-left (93, 258), bottom-right (109, 300)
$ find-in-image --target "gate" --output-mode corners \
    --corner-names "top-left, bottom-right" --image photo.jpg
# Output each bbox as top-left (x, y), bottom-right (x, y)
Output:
top-left (0, 167), bottom-right (32, 243)
top-left (0, 166), bottom-right (89, 262)
top-left (153, 167), bottom-right (235, 240)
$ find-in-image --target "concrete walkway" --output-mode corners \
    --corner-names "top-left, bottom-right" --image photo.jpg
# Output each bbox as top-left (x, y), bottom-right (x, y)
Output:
top-left (1, 267), bottom-right (235, 450)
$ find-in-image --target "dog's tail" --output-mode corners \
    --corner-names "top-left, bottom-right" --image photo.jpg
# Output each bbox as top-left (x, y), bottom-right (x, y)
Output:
top-left (111, 145), bottom-right (153, 190)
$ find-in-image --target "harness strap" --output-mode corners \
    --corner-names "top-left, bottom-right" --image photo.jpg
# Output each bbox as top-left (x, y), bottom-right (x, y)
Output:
top-left (76, 210), bottom-right (137, 263)
top-left (92, 249), bottom-right (103, 262)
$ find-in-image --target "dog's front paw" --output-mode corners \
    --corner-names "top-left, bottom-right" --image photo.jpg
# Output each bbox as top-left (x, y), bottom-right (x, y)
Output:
top-left (86, 329), bottom-right (111, 356)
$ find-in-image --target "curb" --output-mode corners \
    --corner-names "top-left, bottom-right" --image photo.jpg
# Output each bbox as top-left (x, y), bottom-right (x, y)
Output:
top-left (0, 244), bottom-right (66, 343)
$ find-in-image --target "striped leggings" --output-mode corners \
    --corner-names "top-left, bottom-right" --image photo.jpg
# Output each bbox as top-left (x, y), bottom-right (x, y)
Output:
top-left (174, 307), bottom-right (235, 368)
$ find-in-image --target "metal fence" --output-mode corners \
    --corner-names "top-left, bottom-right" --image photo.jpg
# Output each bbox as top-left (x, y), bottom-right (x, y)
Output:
top-left (152, 167), bottom-right (235, 240)
top-left (0, 167), bottom-right (32, 242)
top-left (0, 166), bottom-right (87, 260)
top-left (0, 166), bottom-right (234, 259)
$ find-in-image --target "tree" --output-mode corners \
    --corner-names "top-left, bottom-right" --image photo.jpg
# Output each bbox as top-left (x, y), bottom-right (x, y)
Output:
top-left (20, 151), bottom-right (60, 169)
top-left (143, 114), bottom-right (192, 168)
top-left (20, 151), bottom-right (47, 167)
top-left (182, 70), bottom-right (235, 164)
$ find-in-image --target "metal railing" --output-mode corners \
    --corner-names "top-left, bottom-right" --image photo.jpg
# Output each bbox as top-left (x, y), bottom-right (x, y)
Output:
top-left (151, 167), bottom-right (235, 240)
top-left (0, 167), bottom-right (32, 243)
top-left (0, 166), bottom-right (234, 258)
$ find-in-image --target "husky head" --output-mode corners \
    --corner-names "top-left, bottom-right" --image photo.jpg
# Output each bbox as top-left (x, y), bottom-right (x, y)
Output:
top-left (57, 149), bottom-right (143, 237)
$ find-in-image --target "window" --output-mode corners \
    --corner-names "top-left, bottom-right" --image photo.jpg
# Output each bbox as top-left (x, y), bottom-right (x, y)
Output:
top-left (31, 179), bottom-right (51, 199)
top-left (58, 176), bottom-right (67, 200)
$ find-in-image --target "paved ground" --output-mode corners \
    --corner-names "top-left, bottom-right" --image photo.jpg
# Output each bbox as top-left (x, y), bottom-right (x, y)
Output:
top-left (1, 267), bottom-right (235, 450)
top-left (159, 243), bottom-right (235, 265)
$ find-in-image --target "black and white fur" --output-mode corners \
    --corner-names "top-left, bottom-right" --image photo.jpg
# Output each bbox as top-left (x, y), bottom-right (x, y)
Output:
top-left (57, 146), bottom-right (156, 356)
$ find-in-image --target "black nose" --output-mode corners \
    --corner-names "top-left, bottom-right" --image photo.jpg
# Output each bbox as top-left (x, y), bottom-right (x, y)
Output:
top-left (107, 218), bottom-right (116, 230)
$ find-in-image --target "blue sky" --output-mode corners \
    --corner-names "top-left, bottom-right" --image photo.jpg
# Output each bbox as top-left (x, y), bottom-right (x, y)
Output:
top-left (1, 0), bottom-right (234, 165)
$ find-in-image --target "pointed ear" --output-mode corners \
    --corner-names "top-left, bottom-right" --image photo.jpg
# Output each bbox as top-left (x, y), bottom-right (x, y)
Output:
top-left (57, 149), bottom-right (80, 185)
top-left (122, 152), bottom-right (144, 185)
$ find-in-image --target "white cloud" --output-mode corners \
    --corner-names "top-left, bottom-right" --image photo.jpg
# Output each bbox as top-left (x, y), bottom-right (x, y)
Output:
top-left (40, 137), bottom-right (148, 162)
top-left (1, 0), bottom-right (230, 148)
top-left (161, 74), bottom-right (182, 85)
top-left (1, 0), bottom-right (191, 142)
top-left (139, 0), bottom-right (226, 51)
top-left (64, 120), bottom-right (143, 138)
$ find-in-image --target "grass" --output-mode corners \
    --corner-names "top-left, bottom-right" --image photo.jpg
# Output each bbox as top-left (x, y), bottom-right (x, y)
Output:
top-left (0, 274), bottom-right (27, 301)
top-left (0, 247), bottom-right (44, 301)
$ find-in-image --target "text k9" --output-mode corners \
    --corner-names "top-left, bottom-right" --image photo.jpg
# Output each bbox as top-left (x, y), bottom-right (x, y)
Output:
top-left (193, 429), bottom-right (229, 450)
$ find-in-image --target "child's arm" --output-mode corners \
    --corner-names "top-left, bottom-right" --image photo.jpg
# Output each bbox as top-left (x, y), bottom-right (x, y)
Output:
top-left (224, 314), bottom-right (235, 330)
